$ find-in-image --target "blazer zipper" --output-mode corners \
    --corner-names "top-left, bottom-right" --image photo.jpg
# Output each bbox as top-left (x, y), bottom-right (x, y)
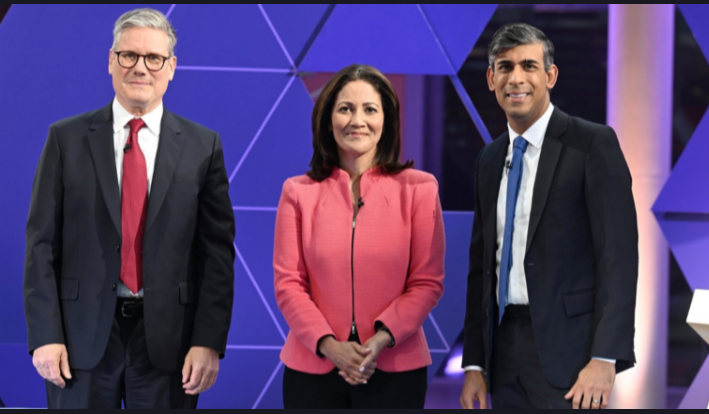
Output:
top-left (351, 217), bottom-right (357, 336)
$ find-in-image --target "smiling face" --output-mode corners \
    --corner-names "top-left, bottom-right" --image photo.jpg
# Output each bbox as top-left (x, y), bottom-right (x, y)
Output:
top-left (331, 80), bottom-right (384, 165)
top-left (109, 26), bottom-right (176, 115)
top-left (487, 42), bottom-right (558, 133)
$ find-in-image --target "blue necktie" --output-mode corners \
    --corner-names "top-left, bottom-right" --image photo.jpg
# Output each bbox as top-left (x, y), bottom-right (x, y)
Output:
top-left (498, 136), bottom-right (529, 325)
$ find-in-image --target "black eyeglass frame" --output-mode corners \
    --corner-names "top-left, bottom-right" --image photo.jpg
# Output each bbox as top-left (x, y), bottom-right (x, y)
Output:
top-left (113, 50), bottom-right (172, 71)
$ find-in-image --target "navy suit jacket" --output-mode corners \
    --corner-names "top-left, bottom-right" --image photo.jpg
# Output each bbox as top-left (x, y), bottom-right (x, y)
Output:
top-left (463, 108), bottom-right (638, 388)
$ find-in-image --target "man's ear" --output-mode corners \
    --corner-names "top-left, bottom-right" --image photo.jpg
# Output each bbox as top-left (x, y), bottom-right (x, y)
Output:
top-left (487, 66), bottom-right (495, 92)
top-left (546, 64), bottom-right (559, 90)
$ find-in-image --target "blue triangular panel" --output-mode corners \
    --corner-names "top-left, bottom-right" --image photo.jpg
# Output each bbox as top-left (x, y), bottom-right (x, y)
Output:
top-left (169, 4), bottom-right (291, 68)
top-left (679, 4), bottom-right (709, 63)
top-left (420, 4), bottom-right (498, 71)
top-left (230, 78), bottom-right (314, 207)
top-left (654, 115), bottom-right (709, 214)
top-left (164, 71), bottom-right (291, 180)
top-left (233, 210), bottom-right (290, 338)
top-left (199, 352), bottom-right (282, 408)
top-left (425, 212), bottom-right (475, 381)
top-left (261, 4), bottom-right (332, 66)
top-left (300, 4), bottom-right (454, 75)
top-left (656, 213), bottom-right (709, 291)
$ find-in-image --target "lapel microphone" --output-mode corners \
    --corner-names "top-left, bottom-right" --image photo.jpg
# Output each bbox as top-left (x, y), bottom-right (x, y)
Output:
top-left (357, 197), bottom-right (364, 209)
top-left (123, 144), bottom-right (131, 153)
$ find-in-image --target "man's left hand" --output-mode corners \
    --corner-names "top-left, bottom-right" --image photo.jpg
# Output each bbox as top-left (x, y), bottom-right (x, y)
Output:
top-left (565, 359), bottom-right (615, 409)
top-left (182, 346), bottom-right (220, 395)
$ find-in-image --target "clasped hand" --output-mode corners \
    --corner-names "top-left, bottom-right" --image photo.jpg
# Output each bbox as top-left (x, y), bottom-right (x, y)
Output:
top-left (319, 331), bottom-right (391, 386)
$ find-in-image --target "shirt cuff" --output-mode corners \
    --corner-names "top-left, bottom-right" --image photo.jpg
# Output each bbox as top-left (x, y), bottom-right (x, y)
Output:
top-left (592, 357), bottom-right (616, 364)
top-left (463, 365), bottom-right (485, 373)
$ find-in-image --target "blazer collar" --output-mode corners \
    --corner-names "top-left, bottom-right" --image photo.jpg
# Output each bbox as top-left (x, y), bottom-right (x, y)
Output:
top-left (86, 104), bottom-right (185, 236)
top-left (145, 109), bottom-right (184, 232)
top-left (525, 107), bottom-right (569, 253)
top-left (87, 103), bottom-right (122, 235)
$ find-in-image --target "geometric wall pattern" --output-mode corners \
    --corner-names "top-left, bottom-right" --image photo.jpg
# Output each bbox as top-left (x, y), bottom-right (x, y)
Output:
top-left (0, 4), bottom-right (496, 408)
top-left (654, 4), bottom-right (709, 409)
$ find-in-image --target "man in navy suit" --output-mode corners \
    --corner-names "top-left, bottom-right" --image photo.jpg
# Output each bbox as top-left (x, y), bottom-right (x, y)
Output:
top-left (24, 8), bottom-right (235, 409)
top-left (460, 23), bottom-right (638, 409)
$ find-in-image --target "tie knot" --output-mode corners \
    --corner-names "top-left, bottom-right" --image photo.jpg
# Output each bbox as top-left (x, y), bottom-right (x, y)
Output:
top-left (513, 136), bottom-right (528, 152)
top-left (128, 118), bottom-right (146, 135)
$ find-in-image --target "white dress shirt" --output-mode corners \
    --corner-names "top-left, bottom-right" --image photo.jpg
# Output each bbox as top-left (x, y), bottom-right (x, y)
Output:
top-left (464, 104), bottom-right (614, 373)
top-left (112, 98), bottom-right (163, 298)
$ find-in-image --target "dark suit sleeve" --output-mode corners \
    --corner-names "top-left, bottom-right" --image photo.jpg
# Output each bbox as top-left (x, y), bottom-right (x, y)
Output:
top-left (191, 133), bottom-right (235, 357)
top-left (584, 126), bottom-right (638, 367)
top-left (462, 150), bottom-right (486, 368)
top-left (23, 126), bottom-right (65, 354)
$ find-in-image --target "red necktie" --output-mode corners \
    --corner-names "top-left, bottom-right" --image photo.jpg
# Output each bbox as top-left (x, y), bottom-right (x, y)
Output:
top-left (120, 118), bottom-right (148, 294)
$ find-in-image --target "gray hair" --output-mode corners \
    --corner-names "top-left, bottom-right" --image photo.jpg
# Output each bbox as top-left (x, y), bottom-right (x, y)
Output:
top-left (112, 8), bottom-right (177, 56)
top-left (488, 23), bottom-right (554, 71)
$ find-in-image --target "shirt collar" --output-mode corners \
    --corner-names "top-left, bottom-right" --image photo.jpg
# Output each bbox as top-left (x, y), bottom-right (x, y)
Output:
top-left (112, 98), bottom-right (163, 136)
top-left (506, 103), bottom-right (555, 149)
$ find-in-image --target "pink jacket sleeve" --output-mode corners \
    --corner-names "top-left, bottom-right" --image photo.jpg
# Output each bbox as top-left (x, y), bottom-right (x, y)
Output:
top-left (375, 179), bottom-right (445, 345)
top-left (273, 179), bottom-right (335, 355)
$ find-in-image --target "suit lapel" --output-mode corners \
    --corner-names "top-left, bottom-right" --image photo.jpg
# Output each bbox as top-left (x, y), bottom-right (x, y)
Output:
top-left (87, 104), bottom-right (122, 236)
top-left (525, 108), bottom-right (568, 254)
top-left (483, 134), bottom-right (509, 257)
top-left (146, 109), bottom-right (184, 232)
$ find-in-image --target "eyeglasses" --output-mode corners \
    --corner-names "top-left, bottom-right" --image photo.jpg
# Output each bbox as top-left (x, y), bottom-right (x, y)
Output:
top-left (114, 51), bottom-right (171, 71)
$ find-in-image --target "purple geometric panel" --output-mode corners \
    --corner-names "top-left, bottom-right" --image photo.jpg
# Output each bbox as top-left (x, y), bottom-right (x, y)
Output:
top-left (678, 4), bottom-right (709, 64)
top-left (228, 78), bottom-right (314, 207)
top-left (654, 213), bottom-right (709, 290)
top-left (678, 355), bottom-right (709, 409)
top-left (655, 5), bottom-right (709, 407)
top-left (164, 71), bottom-right (291, 179)
top-left (261, 4), bottom-right (333, 66)
top-left (199, 351), bottom-right (283, 409)
top-left (420, 4), bottom-right (498, 72)
top-left (299, 4), bottom-right (455, 75)
top-left (654, 115), bottom-right (709, 213)
top-left (230, 211), bottom-right (289, 344)
top-left (169, 4), bottom-right (291, 68)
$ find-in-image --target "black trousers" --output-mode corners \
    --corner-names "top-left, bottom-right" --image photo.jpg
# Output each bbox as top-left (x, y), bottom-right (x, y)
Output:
top-left (490, 305), bottom-right (572, 409)
top-left (45, 300), bottom-right (198, 409)
top-left (283, 365), bottom-right (428, 409)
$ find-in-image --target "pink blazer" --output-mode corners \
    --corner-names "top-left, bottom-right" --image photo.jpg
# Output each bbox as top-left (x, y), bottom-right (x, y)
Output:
top-left (274, 167), bottom-right (445, 374)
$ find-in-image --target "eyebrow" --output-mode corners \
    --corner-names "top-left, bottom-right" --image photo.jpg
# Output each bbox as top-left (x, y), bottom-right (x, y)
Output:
top-left (336, 101), bottom-right (381, 107)
top-left (497, 59), bottom-right (540, 67)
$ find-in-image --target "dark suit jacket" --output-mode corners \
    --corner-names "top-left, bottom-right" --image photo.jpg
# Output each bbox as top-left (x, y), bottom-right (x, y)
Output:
top-left (462, 107), bottom-right (638, 388)
top-left (24, 103), bottom-right (235, 373)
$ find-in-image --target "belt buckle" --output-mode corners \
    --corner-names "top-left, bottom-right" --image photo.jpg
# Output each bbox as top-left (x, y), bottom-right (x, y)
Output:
top-left (121, 300), bottom-right (141, 318)
top-left (121, 301), bottom-right (132, 318)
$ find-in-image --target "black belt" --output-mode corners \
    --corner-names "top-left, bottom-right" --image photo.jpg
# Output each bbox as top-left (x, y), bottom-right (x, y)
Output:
top-left (116, 298), bottom-right (144, 318)
top-left (505, 305), bottom-right (531, 319)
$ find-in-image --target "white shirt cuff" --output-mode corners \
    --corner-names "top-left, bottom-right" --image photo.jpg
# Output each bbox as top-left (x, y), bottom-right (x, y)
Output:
top-left (463, 365), bottom-right (485, 373)
top-left (592, 357), bottom-right (616, 364)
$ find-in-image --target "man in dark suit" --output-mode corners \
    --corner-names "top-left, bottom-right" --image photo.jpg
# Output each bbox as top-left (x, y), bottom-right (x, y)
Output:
top-left (23, 8), bottom-right (235, 409)
top-left (459, 23), bottom-right (638, 409)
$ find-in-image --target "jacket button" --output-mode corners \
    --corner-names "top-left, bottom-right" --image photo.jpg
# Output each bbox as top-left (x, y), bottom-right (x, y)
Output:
top-left (485, 308), bottom-right (490, 316)
top-left (115, 244), bottom-right (121, 252)
top-left (111, 284), bottom-right (117, 291)
top-left (528, 262), bottom-right (535, 266)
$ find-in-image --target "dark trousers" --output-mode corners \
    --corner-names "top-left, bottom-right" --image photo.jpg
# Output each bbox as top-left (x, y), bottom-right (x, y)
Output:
top-left (490, 305), bottom-right (572, 409)
top-left (45, 300), bottom-right (198, 409)
top-left (283, 365), bottom-right (428, 409)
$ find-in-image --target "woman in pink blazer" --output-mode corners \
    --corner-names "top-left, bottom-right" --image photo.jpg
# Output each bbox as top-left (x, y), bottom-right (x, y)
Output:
top-left (274, 64), bottom-right (445, 409)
